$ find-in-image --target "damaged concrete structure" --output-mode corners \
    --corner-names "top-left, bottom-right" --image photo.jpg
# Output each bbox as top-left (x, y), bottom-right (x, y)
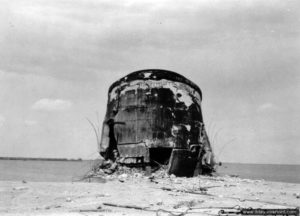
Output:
top-left (99, 69), bottom-right (215, 176)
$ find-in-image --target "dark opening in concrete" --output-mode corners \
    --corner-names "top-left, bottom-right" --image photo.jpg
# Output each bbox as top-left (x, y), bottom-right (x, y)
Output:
top-left (149, 148), bottom-right (173, 166)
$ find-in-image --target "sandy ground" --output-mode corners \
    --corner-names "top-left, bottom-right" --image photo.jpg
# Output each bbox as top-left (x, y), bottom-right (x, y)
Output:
top-left (0, 174), bottom-right (299, 216)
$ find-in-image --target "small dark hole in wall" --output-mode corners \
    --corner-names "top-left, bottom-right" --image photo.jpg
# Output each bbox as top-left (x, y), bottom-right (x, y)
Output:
top-left (149, 148), bottom-right (172, 165)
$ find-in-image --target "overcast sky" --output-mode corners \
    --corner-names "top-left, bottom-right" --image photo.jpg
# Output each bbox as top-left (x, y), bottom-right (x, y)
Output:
top-left (0, 0), bottom-right (299, 164)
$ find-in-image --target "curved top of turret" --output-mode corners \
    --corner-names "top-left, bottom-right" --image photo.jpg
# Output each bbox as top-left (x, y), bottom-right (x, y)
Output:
top-left (108, 69), bottom-right (202, 99)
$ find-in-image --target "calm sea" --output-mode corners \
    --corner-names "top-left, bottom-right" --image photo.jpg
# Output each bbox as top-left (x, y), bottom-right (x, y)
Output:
top-left (0, 160), bottom-right (299, 184)
top-left (0, 160), bottom-right (93, 182)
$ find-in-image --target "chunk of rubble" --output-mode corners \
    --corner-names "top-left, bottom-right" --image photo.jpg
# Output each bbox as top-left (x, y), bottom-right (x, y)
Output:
top-left (65, 197), bottom-right (72, 202)
top-left (13, 186), bottom-right (28, 191)
top-left (293, 193), bottom-right (300, 199)
top-left (118, 174), bottom-right (128, 182)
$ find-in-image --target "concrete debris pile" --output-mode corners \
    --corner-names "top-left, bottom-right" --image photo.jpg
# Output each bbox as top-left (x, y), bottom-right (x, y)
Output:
top-left (82, 158), bottom-right (169, 183)
top-left (83, 156), bottom-right (222, 186)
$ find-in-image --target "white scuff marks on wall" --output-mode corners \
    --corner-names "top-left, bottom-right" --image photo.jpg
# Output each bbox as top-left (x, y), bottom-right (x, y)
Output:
top-left (109, 79), bottom-right (201, 107)
top-left (109, 80), bottom-right (134, 101)
top-left (175, 89), bottom-right (194, 107)
top-left (109, 80), bottom-right (148, 101)
top-left (143, 72), bottom-right (152, 78)
top-left (171, 125), bottom-right (179, 137)
top-left (118, 80), bottom-right (146, 96)
top-left (185, 125), bottom-right (191, 131)
top-left (169, 140), bottom-right (175, 147)
top-left (159, 80), bottom-right (201, 107)
top-left (109, 88), bottom-right (119, 101)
